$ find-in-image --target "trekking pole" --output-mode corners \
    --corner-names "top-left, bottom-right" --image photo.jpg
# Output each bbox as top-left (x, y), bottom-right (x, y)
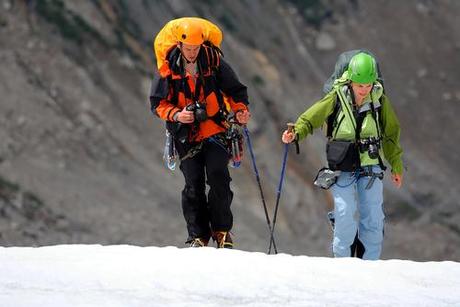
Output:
top-left (242, 126), bottom-right (277, 254)
top-left (268, 123), bottom-right (294, 254)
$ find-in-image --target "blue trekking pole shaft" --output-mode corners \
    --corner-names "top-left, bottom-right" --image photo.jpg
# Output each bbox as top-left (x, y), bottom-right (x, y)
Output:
top-left (243, 126), bottom-right (277, 254)
top-left (269, 142), bottom-right (289, 254)
top-left (268, 123), bottom-right (295, 254)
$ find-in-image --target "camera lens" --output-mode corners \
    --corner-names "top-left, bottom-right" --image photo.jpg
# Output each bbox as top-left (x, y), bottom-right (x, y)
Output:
top-left (195, 108), bottom-right (207, 122)
top-left (186, 102), bottom-right (207, 123)
top-left (368, 144), bottom-right (379, 159)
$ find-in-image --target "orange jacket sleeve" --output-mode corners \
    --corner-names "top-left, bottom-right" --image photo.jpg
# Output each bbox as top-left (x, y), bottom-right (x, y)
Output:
top-left (227, 97), bottom-right (248, 113)
top-left (156, 99), bottom-right (181, 121)
top-left (149, 72), bottom-right (181, 121)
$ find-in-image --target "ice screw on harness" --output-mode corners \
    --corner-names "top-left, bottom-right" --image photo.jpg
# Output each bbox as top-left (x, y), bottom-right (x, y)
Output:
top-left (243, 126), bottom-right (277, 254)
top-left (229, 123), bottom-right (242, 168)
top-left (227, 120), bottom-right (243, 168)
top-left (163, 130), bottom-right (178, 170)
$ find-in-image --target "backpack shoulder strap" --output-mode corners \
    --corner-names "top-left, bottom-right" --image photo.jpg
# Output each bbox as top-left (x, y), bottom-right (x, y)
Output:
top-left (326, 96), bottom-right (340, 138)
top-left (368, 99), bottom-right (387, 171)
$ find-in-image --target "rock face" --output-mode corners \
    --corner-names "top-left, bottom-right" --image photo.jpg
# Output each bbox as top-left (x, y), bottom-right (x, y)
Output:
top-left (0, 0), bottom-right (459, 260)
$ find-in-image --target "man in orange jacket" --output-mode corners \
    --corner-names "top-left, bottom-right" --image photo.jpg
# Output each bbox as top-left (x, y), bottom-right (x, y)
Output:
top-left (150, 18), bottom-right (251, 248)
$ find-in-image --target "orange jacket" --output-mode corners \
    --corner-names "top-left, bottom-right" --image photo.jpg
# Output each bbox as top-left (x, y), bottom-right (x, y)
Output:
top-left (150, 46), bottom-right (249, 142)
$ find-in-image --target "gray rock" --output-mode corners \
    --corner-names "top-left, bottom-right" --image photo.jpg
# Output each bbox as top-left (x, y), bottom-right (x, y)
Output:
top-left (315, 32), bottom-right (336, 51)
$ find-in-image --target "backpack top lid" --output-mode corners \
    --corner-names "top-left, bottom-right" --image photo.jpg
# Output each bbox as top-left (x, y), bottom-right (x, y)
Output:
top-left (323, 49), bottom-right (383, 94)
top-left (154, 17), bottom-right (223, 77)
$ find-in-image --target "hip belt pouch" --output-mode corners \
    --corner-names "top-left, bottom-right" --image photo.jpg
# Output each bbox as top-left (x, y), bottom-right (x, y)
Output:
top-left (326, 140), bottom-right (359, 171)
top-left (314, 167), bottom-right (341, 190)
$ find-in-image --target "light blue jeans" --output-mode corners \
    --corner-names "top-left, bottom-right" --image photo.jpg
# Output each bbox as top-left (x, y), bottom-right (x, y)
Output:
top-left (331, 165), bottom-right (384, 260)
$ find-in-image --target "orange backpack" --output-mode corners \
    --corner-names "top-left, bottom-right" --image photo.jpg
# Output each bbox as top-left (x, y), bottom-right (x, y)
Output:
top-left (154, 17), bottom-right (223, 77)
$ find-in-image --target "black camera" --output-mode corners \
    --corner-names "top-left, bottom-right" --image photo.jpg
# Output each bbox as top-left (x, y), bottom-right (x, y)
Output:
top-left (186, 101), bottom-right (207, 123)
top-left (358, 137), bottom-right (380, 159)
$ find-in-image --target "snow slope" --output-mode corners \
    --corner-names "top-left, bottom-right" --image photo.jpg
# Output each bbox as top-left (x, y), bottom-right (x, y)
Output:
top-left (0, 245), bottom-right (459, 307)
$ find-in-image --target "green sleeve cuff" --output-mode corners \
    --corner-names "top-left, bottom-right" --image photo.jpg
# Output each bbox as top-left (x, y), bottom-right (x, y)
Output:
top-left (391, 161), bottom-right (403, 175)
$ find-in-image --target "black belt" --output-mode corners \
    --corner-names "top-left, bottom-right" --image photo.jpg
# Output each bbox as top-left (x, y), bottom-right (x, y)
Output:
top-left (358, 166), bottom-right (384, 190)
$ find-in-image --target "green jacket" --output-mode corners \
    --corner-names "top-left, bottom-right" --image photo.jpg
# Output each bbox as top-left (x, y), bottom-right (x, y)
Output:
top-left (294, 90), bottom-right (404, 174)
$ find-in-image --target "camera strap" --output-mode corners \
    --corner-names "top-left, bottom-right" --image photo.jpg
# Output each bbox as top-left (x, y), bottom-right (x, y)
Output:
top-left (193, 68), bottom-right (203, 102)
top-left (351, 85), bottom-right (386, 171)
top-left (355, 106), bottom-right (386, 171)
top-left (196, 61), bottom-right (224, 124)
top-left (369, 100), bottom-right (387, 171)
top-left (198, 61), bottom-right (229, 129)
top-left (349, 85), bottom-right (364, 169)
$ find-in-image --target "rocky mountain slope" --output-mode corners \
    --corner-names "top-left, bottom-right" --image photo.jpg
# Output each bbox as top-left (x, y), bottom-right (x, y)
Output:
top-left (0, 0), bottom-right (459, 260)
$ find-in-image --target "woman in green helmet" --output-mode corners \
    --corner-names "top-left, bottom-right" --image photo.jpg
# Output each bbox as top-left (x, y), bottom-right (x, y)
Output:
top-left (282, 52), bottom-right (403, 260)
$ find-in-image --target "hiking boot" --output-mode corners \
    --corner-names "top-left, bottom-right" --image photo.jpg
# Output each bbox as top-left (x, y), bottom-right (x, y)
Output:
top-left (189, 238), bottom-right (209, 248)
top-left (213, 231), bottom-right (233, 249)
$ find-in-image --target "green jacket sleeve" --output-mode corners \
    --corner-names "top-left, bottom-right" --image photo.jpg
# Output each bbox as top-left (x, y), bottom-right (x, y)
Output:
top-left (294, 91), bottom-right (336, 141)
top-left (380, 95), bottom-right (404, 174)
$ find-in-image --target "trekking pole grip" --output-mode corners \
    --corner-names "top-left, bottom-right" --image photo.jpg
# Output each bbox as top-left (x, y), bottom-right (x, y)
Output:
top-left (287, 122), bottom-right (300, 155)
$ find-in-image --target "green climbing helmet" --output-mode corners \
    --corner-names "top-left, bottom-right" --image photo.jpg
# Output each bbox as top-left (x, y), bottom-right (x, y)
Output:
top-left (347, 52), bottom-right (377, 84)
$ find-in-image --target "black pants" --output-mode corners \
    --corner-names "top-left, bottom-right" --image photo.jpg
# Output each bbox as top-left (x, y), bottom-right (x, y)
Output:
top-left (179, 139), bottom-right (233, 242)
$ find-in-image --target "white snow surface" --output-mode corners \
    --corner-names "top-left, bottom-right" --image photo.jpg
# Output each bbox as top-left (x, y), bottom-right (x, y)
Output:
top-left (0, 245), bottom-right (459, 307)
